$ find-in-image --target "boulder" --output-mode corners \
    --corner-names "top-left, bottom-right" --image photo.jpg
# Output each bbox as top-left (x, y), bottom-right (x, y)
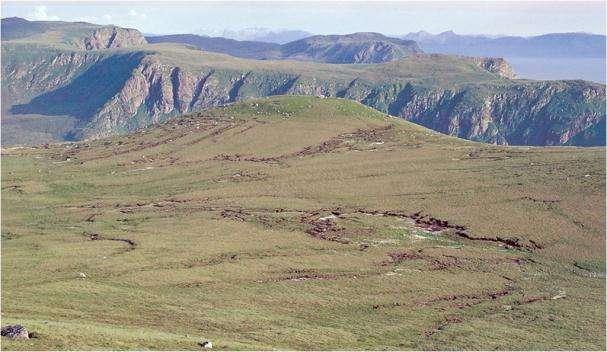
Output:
top-left (198, 340), bottom-right (213, 349)
top-left (1, 325), bottom-right (29, 339)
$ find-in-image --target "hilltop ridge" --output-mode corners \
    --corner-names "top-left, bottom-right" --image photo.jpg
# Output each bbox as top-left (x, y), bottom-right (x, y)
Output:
top-left (147, 31), bottom-right (423, 64)
top-left (1, 16), bottom-right (146, 50)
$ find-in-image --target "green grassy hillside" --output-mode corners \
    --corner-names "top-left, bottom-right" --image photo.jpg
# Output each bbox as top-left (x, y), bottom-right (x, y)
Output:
top-left (2, 96), bottom-right (605, 350)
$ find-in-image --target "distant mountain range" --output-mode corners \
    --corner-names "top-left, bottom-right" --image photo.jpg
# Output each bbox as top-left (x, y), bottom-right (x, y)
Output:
top-left (147, 32), bottom-right (423, 64)
top-left (403, 30), bottom-right (606, 83)
top-left (217, 27), bottom-right (313, 44)
top-left (2, 17), bottom-right (605, 147)
top-left (403, 30), bottom-right (606, 58)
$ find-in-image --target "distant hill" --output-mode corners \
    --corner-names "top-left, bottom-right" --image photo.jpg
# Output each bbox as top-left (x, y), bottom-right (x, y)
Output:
top-left (280, 33), bottom-right (422, 63)
top-left (403, 30), bottom-right (606, 58)
top-left (146, 34), bottom-right (281, 59)
top-left (148, 32), bottom-right (422, 64)
top-left (403, 31), bottom-right (606, 83)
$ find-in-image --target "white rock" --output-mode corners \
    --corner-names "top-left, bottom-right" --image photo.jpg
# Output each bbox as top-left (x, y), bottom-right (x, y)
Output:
top-left (199, 340), bottom-right (212, 349)
top-left (318, 215), bottom-right (337, 221)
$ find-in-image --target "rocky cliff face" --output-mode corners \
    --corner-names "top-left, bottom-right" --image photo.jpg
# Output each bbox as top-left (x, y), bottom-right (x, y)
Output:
top-left (1, 47), bottom-right (101, 103)
top-left (471, 57), bottom-right (516, 79)
top-left (82, 26), bottom-right (147, 50)
top-left (368, 81), bottom-right (604, 145)
top-left (3, 48), bottom-right (605, 146)
top-left (73, 55), bottom-right (604, 145)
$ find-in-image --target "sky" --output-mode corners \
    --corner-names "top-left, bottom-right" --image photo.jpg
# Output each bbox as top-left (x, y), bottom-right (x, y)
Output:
top-left (1, 1), bottom-right (605, 36)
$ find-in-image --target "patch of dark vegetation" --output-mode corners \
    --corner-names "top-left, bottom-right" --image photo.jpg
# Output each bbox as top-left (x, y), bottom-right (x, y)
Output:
top-left (262, 268), bottom-right (371, 283)
top-left (349, 125), bottom-right (394, 142)
top-left (220, 208), bottom-right (251, 222)
top-left (292, 138), bottom-right (343, 158)
top-left (1, 231), bottom-right (19, 240)
top-left (410, 212), bottom-right (467, 232)
top-left (518, 295), bottom-right (550, 304)
top-left (453, 231), bottom-right (543, 251)
top-left (176, 281), bottom-right (208, 288)
top-left (113, 197), bottom-right (194, 213)
top-left (268, 269), bottom-right (340, 282)
top-left (212, 153), bottom-right (282, 164)
top-left (381, 250), bottom-right (423, 265)
top-left (521, 196), bottom-right (561, 204)
top-left (465, 148), bottom-right (519, 161)
top-left (185, 252), bottom-right (240, 269)
top-left (372, 301), bottom-right (407, 310)
top-left (419, 288), bottom-right (511, 308)
top-left (1, 184), bottom-right (23, 193)
top-left (84, 213), bottom-right (100, 222)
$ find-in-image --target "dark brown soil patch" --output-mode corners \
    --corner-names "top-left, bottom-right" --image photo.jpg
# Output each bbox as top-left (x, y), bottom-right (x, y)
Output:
top-left (86, 232), bottom-right (136, 251)
top-left (419, 288), bottom-right (511, 307)
top-left (300, 212), bottom-right (350, 244)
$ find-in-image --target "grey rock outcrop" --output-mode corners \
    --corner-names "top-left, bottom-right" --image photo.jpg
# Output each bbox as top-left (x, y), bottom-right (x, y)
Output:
top-left (83, 26), bottom-right (147, 50)
top-left (1, 325), bottom-right (30, 339)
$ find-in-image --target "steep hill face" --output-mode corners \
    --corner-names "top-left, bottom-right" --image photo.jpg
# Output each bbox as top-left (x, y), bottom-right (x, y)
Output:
top-left (1, 20), bottom-right (605, 146)
top-left (147, 32), bottom-right (423, 63)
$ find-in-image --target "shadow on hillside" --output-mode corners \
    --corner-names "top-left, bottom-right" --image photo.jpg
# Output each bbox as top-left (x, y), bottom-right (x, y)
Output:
top-left (11, 52), bottom-right (146, 121)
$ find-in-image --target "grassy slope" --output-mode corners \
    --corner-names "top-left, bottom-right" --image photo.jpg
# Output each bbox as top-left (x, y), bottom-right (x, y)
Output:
top-left (1, 96), bottom-right (605, 350)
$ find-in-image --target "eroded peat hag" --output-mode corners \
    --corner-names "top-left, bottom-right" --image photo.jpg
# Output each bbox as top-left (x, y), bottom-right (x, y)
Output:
top-left (1, 97), bottom-right (605, 350)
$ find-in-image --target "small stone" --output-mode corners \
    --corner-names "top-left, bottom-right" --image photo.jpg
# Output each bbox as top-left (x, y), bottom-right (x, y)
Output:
top-left (1, 325), bottom-right (30, 339)
top-left (199, 340), bottom-right (212, 349)
top-left (78, 272), bottom-right (87, 279)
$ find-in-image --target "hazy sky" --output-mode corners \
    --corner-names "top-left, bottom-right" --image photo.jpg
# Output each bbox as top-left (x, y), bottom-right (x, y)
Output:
top-left (1, 1), bottom-right (605, 36)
